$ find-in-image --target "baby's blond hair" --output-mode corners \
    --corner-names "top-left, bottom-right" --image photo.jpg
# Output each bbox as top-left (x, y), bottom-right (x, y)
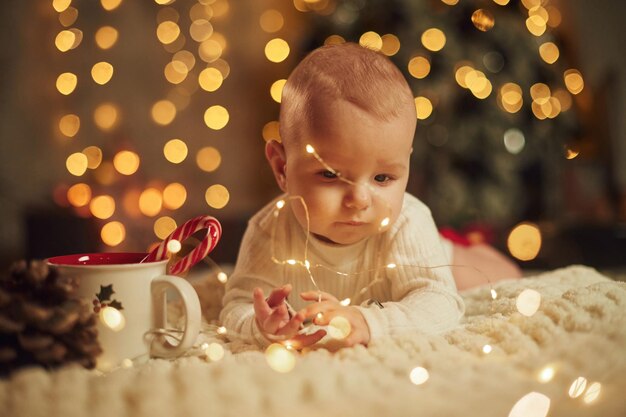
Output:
top-left (279, 42), bottom-right (415, 145)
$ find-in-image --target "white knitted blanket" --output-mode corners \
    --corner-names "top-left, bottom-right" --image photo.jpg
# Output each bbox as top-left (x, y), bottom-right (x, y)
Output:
top-left (1, 265), bottom-right (625, 417)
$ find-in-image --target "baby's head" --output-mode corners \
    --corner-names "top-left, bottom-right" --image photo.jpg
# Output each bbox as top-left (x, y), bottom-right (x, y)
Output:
top-left (266, 42), bottom-right (416, 245)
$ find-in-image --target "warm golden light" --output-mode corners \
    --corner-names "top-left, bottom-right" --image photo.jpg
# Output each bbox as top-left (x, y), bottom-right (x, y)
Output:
top-left (409, 367), bottom-right (429, 385)
top-left (95, 26), bottom-right (118, 49)
top-left (507, 222), bottom-right (542, 261)
top-left (189, 19), bottom-right (213, 42)
top-left (164, 61), bottom-right (188, 84)
top-left (217, 272), bottom-right (228, 284)
top-left (564, 69), bottom-right (584, 95)
top-left (265, 38), bottom-right (290, 63)
top-left (196, 147), bottom-right (222, 172)
top-left (167, 239), bottom-right (181, 254)
top-left (83, 146), bottom-right (103, 169)
top-left (262, 121), bottom-right (281, 142)
top-left (53, 0), bottom-right (72, 13)
top-left (154, 216), bottom-right (177, 240)
top-left (94, 103), bottom-right (119, 131)
top-left (198, 67), bottom-right (223, 92)
top-left (55, 30), bottom-right (76, 52)
top-left (530, 83), bottom-right (551, 104)
top-left (203, 105), bottom-right (229, 130)
top-left (67, 183), bottom-right (92, 207)
top-left (56, 72), bottom-right (77, 95)
top-left (198, 39), bottom-right (222, 63)
top-left (99, 306), bottom-right (125, 331)
top-left (66, 152), bottom-right (88, 176)
top-left (454, 64), bottom-right (474, 88)
top-left (151, 100), bottom-right (177, 125)
top-left (113, 150), bottom-right (140, 176)
top-left (205, 343), bottom-right (225, 362)
top-left (163, 139), bottom-right (188, 164)
top-left (492, 0), bottom-right (509, 5)
top-left (421, 28), bottom-right (446, 52)
top-left (508, 392), bottom-right (550, 417)
top-left (539, 42), bottom-right (559, 64)
top-left (583, 382), bottom-right (601, 404)
top-left (94, 162), bottom-right (116, 186)
top-left (482, 344), bottom-right (492, 354)
top-left (173, 50), bottom-right (196, 71)
top-left (205, 184), bottom-right (229, 209)
top-left (324, 35), bottom-right (345, 46)
top-left (568, 377), bottom-right (587, 398)
top-left (526, 15), bottom-right (546, 36)
top-left (537, 365), bottom-right (555, 383)
top-left (440, 0), bottom-right (459, 5)
top-left (414, 96), bottom-right (433, 120)
top-left (553, 88), bottom-right (572, 112)
top-left (270, 79), bottom-right (286, 103)
top-left (408, 56), bottom-right (430, 79)
top-left (156, 21), bottom-right (180, 45)
top-left (516, 289), bottom-right (541, 316)
top-left (59, 7), bottom-right (78, 27)
top-left (546, 6), bottom-right (562, 28)
top-left (91, 61), bottom-right (114, 85)
top-left (260, 9), bottom-right (284, 33)
top-left (211, 59), bottom-right (231, 79)
top-left (101, 0), bottom-right (123, 12)
top-left (328, 316), bottom-right (351, 340)
top-left (101, 221), bottom-right (126, 247)
top-left (499, 83), bottom-right (523, 113)
top-left (90, 195), bottom-right (115, 219)
top-left (359, 31), bottom-right (383, 51)
top-left (139, 188), bottom-right (163, 217)
top-left (59, 114), bottom-right (80, 137)
top-left (471, 9), bottom-right (495, 32)
top-left (163, 182), bottom-right (187, 210)
top-left (265, 343), bottom-right (295, 373)
top-left (380, 34), bottom-right (400, 56)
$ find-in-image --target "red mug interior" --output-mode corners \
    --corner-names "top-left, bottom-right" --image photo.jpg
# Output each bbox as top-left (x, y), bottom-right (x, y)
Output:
top-left (47, 252), bottom-right (160, 266)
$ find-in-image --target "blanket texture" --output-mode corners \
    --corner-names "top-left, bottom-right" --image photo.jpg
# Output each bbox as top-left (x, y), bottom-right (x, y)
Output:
top-left (1, 265), bottom-right (625, 417)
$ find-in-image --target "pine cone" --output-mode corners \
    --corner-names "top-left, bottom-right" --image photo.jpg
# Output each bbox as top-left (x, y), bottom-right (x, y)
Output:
top-left (0, 260), bottom-right (102, 376)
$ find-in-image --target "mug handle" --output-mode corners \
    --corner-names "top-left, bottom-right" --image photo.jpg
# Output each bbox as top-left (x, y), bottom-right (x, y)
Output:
top-left (150, 275), bottom-right (201, 358)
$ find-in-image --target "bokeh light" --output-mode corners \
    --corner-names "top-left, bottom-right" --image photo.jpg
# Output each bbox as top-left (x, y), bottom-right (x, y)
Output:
top-left (507, 222), bottom-right (542, 261)
top-left (55, 30), bottom-right (76, 52)
top-left (568, 377), bottom-right (587, 398)
top-left (408, 56), bottom-right (431, 79)
top-left (101, 221), bottom-right (125, 246)
top-left (205, 184), bottom-right (229, 209)
top-left (265, 343), bottom-right (295, 373)
top-left (151, 100), bottom-right (177, 125)
top-left (189, 19), bottom-right (213, 42)
top-left (58, 7), bottom-right (78, 27)
top-left (156, 20), bottom-right (181, 44)
top-left (59, 114), bottom-right (80, 138)
top-left (409, 367), bottom-right (429, 385)
top-left (265, 38), bottom-right (290, 63)
top-left (359, 31), bottom-right (383, 51)
top-left (154, 216), bottom-right (177, 239)
top-left (91, 61), bottom-right (114, 85)
top-left (564, 69), bottom-right (584, 94)
top-left (262, 121), bottom-right (281, 142)
top-left (101, 0), bottom-right (123, 12)
top-left (95, 26), bottom-right (119, 49)
top-left (67, 183), bottom-right (92, 207)
top-left (163, 139), bottom-right (188, 164)
top-left (539, 42), bottom-right (559, 64)
top-left (94, 103), bottom-right (120, 131)
top-left (90, 195), bottom-right (116, 219)
top-left (471, 9), bottom-right (495, 32)
top-left (270, 79), bottom-right (286, 103)
top-left (204, 105), bottom-right (229, 130)
top-left (414, 96), bottom-right (433, 120)
top-left (139, 188), bottom-right (163, 217)
top-left (113, 150), bottom-right (140, 175)
top-left (516, 289), bottom-right (541, 316)
top-left (66, 152), bottom-right (88, 176)
top-left (260, 9), bottom-right (284, 33)
top-left (380, 34), bottom-right (400, 56)
top-left (196, 147), bottom-right (222, 172)
top-left (56, 72), bottom-right (78, 95)
top-left (508, 392), bottom-right (550, 417)
top-left (163, 182), bottom-right (187, 209)
top-left (83, 146), bottom-right (103, 169)
top-left (52, 0), bottom-right (72, 12)
top-left (421, 28), bottom-right (446, 52)
top-left (198, 67), bottom-right (223, 92)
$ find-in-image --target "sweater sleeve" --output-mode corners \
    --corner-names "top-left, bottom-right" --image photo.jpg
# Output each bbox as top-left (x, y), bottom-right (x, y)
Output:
top-left (219, 217), bottom-right (282, 348)
top-left (356, 196), bottom-right (465, 339)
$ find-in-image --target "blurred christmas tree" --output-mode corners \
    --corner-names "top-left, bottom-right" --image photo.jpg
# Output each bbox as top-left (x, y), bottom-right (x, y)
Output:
top-left (293, 0), bottom-right (583, 232)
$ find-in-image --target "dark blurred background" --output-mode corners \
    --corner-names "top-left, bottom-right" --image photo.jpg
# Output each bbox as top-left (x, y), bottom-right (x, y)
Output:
top-left (1, 0), bottom-right (625, 273)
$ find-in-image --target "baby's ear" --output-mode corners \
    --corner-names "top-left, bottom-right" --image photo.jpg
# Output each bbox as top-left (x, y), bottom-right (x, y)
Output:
top-left (265, 140), bottom-right (288, 192)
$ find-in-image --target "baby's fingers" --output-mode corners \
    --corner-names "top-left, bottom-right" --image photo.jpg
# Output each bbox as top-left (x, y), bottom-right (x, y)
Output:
top-left (300, 290), bottom-right (338, 303)
top-left (262, 304), bottom-right (288, 334)
top-left (287, 329), bottom-right (327, 350)
top-left (266, 284), bottom-right (292, 307)
top-left (276, 313), bottom-right (304, 337)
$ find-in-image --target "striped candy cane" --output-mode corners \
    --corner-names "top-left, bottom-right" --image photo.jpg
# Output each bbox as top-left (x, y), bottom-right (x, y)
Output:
top-left (145, 215), bottom-right (222, 275)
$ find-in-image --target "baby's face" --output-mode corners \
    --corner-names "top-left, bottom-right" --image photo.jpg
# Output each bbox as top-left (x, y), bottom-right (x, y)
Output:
top-left (283, 99), bottom-right (415, 245)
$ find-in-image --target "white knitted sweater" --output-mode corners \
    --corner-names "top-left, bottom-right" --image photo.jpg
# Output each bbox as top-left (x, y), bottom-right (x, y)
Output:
top-left (220, 192), bottom-right (465, 347)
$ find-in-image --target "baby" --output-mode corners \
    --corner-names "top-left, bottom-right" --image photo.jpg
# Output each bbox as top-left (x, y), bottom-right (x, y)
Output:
top-left (220, 42), bottom-right (466, 349)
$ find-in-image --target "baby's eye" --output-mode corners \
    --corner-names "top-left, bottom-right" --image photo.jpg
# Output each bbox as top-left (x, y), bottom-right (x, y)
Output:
top-left (320, 170), bottom-right (338, 179)
top-left (374, 174), bottom-right (391, 183)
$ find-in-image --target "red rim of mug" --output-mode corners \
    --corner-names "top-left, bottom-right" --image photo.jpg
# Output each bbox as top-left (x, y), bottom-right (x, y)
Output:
top-left (47, 252), bottom-right (166, 267)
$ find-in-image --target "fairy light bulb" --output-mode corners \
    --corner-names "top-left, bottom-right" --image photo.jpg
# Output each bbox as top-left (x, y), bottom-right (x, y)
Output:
top-left (340, 298), bottom-right (351, 306)
top-left (276, 200), bottom-right (285, 209)
top-left (265, 343), bottom-right (296, 373)
top-left (508, 392), bottom-right (551, 417)
top-left (217, 326), bottom-right (227, 335)
top-left (490, 289), bottom-right (498, 299)
top-left (217, 272), bottom-right (228, 283)
top-left (537, 365), bottom-right (555, 383)
top-left (305, 144), bottom-right (315, 154)
top-left (387, 263), bottom-right (397, 269)
top-left (380, 217), bottom-right (390, 228)
top-left (286, 259), bottom-right (297, 265)
top-left (409, 367), bottom-right (429, 385)
top-left (583, 382), bottom-right (601, 404)
top-left (167, 239), bottom-right (182, 254)
top-left (568, 377), bottom-right (588, 398)
top-left (482, 344), bottom-right (492, 354)
top-left (516, 289), bottom-right (541, 316)
top-left (99, 306), bottom-right (126, 331)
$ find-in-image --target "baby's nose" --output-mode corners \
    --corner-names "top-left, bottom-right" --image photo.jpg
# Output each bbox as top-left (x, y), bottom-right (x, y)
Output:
top-left (344, 182), bottom-right (371, 210)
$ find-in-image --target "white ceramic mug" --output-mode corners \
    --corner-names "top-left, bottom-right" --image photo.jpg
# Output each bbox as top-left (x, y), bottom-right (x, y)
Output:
top-left (47, 252), bottom-right (201, 371)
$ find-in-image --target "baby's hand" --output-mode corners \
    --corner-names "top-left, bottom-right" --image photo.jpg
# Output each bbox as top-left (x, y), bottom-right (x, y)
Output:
top-left (299, 291), bottom-right (371, 351)
top-left (252, 285), bottom-right (326, 348)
